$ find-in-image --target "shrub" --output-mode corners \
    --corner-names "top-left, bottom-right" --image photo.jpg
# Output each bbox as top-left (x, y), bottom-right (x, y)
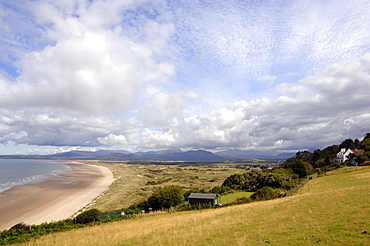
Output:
top-left (9, 222), bottom-right (31, 231)
top-left (222, 171), bottom-right (293, 192)
top-left (75, 209), bottom-right (101, 224)
top-left (147, 185), bottom-right (185, 210)
top-left (250, 187), bottom-right (281, 201)
top-left (229, 196), bottom-right (253, 205)
top-left (211, 186), bottom-right (231, 195)
top-left (285, 160), bottom-right (309, 178)
top-left (361, 161), bottom-right (370, 166)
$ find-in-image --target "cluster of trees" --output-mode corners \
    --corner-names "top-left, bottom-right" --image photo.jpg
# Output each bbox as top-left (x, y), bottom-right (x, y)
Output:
top-left (221, 171), bottom-right (293, 191)
top-left (218, 169), bottom-right (299, 202)
top-left (130, 185), bottom-right (185, 211)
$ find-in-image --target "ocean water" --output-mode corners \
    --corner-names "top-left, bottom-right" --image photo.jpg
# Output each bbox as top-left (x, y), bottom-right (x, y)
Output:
top-left (0, 159), bottom-right (71, 193)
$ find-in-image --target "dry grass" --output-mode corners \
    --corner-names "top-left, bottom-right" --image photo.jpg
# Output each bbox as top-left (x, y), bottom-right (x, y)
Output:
top-left (19, 166), bottom-right (370, 245)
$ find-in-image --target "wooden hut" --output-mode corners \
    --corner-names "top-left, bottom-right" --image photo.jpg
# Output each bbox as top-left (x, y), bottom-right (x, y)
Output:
top-left (188, 193), bottom-right (218, 206)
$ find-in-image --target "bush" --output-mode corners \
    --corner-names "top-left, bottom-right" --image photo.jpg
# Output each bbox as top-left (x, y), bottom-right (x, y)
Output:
top-left (211, 186), bottom-right (231, 195)
top-left (147, 185), bottom-right (185, 210)
top-left (229, 196), bottom-right (253, 205)
top-left (361, 161), bottom-right (370, 166)
top-left (222, 171), bottom-right (293, 192)
top-left (250, 187), bottom-right (281, 201)
top-left (9, 222), bottom-right (31, 231)
top-left (75, 209), bottom-right (101, 224)
top-left (285, 160), bottom-right (309, 178)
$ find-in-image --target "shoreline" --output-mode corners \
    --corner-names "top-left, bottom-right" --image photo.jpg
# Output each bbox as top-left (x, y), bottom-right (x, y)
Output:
top-left (0, 161), bottom-right (114, 231)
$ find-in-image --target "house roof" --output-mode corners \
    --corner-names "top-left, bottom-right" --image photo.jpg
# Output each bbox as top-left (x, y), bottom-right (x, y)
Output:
top-left (352, 149), bottom-right (365, 155)
top-left (188, 193), bottom-right (217, 199)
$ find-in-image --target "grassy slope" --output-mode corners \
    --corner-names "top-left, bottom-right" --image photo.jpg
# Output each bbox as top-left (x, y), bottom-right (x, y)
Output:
top-left (20, 166), bottom-right (370, 246)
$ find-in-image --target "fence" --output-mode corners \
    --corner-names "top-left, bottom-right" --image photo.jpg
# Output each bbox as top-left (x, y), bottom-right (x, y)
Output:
top-left (281, 177), bottom-right (310, 197)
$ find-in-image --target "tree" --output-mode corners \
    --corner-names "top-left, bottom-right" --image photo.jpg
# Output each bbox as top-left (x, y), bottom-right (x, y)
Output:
top-left (211, 186), bottom-right (231, 195)
top-left (222, 173), bottom-right (246, 190)
top-left (360, 138), bottom-right (370, 151)
top-left (222, 171), bottom-right (293, 192)
top-left (147, 185), bottom-right (185, 210)
top-left (250, 187), bottom-right (281, 201)
top-left (75, 209), bottom-right (101, 224)
top-left (339, 138), bottom-right (355, 149)
top-left (286, 160), bottom-right (308, 179)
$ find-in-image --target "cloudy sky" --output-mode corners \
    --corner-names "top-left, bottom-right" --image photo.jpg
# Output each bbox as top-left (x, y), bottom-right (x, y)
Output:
top-left (0, 0), bottom-right (370, 155)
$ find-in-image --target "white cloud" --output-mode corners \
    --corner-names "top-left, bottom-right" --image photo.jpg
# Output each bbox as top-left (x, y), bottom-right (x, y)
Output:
top-left (138, 91), bottom-right (197, 126)
top-left (0, 1), bottom-right (175, 114)
top-left (140, 128), bottom-right (177, 148)
top-left (97, 134), bottom-right (128, 146)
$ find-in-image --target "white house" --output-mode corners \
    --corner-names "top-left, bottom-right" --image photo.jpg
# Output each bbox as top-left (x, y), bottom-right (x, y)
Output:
top-left (334, 148), bottom-right (354, 162)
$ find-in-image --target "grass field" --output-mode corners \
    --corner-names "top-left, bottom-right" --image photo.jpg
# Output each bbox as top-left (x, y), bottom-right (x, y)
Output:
top-left (19, 166), bottom-right (370, 245)
top-left (83, 161), bottom-right (246, 211)
top-left (219, 191), bottom-right (253, 204)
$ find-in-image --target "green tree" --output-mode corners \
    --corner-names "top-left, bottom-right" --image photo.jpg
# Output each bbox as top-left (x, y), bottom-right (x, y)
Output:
top-left (360, 138), bottom-right (370, 151)
top-left (75, 209), bottom-right (101, 224)
top-left (222, 173), bottom-right (245, 190)
top-left (286, 160), bottom-right (308, 179)
top-left (354, 154), bottom-right (369, 164)
top-left (222, 171), bottom-right (293, 192)
top-left (250, 187), bottom-right (281, 201)
top-left (211, 186), bottom-right (231, 195)
top-left (339, 138), bottom-right (355, 149)
top-left (147, 185), bottom-right (185, 210)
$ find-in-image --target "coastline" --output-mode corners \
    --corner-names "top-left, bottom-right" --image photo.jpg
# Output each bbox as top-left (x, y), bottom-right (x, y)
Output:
top-left (0, 161), bottom-right (114, 231)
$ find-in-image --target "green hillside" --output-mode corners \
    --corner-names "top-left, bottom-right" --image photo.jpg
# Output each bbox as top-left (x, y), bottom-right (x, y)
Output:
top-left (19, 166), bottom-right (370, 246)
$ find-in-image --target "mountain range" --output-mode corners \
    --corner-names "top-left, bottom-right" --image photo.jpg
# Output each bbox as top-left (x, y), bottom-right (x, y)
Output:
top-left (41, 148), bottom-right (294, 162)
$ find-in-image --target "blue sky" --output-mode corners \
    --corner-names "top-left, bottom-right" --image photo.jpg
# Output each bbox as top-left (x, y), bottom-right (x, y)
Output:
top-left (0, 0), bottom-right (370, 155)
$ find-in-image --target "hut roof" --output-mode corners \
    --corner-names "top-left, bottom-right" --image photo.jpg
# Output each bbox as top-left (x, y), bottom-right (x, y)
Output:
top-left (188, 193), bottom-right (217, 199)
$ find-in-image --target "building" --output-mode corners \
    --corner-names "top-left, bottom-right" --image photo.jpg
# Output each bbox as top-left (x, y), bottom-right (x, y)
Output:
top-left (352, 149), bottom-right (365, 155)
top-left (188, 193), bottom-right (218, 206)
top-left (334, 148), bottom-right (364, 162)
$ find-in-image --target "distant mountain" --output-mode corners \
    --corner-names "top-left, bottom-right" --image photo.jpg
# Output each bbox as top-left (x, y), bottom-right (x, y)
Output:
top-left (45, 149), bottom-right (225, 162)
top-left (100, 153), bottom-right (142, 161)
top-left (135, 148), bottom-right (182, 157)
top-left (215, 149), bottom-right (295, 160)
top-left (141, 150), bottom-right (226, 162)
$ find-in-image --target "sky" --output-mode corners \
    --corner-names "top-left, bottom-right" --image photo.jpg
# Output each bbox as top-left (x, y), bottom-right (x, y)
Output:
top-left (0, 0), bottom-right (370, 155)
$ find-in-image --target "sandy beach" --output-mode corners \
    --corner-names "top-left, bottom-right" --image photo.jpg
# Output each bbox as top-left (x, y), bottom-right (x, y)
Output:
top-left (0, 161), bottom-right (114, 231)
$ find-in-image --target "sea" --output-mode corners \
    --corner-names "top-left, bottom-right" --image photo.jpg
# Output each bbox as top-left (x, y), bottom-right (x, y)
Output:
top-left (0, 159), bottom-right (71, 194)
